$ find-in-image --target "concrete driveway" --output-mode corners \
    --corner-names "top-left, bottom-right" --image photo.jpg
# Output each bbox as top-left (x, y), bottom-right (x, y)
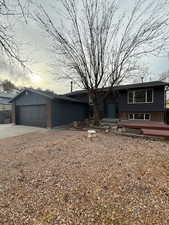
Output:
top-left (0, 124), bottom-right (47, 139)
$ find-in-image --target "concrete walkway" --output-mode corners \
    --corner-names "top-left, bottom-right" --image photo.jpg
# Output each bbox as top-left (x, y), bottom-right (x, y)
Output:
top-left (0, 124), bottom-right (47, 139)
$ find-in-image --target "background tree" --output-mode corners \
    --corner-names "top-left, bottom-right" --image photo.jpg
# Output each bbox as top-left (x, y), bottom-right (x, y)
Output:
top-left (0, 80), bottom-right (18, 92)
top-left (36, 0), bottom-right (169, 123)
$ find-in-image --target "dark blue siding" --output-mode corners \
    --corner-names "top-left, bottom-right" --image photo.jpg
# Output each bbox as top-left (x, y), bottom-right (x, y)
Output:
top-left (52, 100), bottom-right (88, 126)
top-left (118, 86), bottom-right (165, 112)
top-left (15, 91), bottom-right (48, 106)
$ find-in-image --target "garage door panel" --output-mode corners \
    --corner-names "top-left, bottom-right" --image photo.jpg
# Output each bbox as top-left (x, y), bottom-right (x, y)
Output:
top-left (16, 105), bottom-right (47, 127)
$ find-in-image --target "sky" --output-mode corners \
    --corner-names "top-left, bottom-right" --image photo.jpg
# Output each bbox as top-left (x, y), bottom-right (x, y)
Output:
top-left (0, 0), bottom-right (169, 94)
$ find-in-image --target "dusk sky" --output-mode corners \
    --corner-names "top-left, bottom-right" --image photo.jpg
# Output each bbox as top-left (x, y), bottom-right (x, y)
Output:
top-left (0, 0), bottom-right (168, 94)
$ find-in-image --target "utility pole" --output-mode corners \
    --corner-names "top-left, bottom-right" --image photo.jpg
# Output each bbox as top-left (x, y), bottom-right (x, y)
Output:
top-left (71, 81), bottom-right (73, 92)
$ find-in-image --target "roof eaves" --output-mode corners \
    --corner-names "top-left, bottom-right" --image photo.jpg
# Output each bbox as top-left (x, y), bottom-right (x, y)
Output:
top-left (55, 95), bottom-right (87, 103)
top-left (9, 90), bottom-right (25, 103)
top-left (30, 89), bottom-right (55, 100)
top-left (9, 88), bottom-right (86, 104)
top-left (10, 88), bottom-right (55, 103)
top-left (65, 90), bottom-right (87, 96)
top-left (65, 81), bottom-right (169, 96)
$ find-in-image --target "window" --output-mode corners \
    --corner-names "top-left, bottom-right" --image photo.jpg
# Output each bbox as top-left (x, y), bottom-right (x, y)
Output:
top-left (135, 90), bottom-right (146, 103)
top-left (128, 113), bottom-right (151, 120)
top-left (134, 113), bottom-right (144, 120)
top-left (147, 89), bottom-right (153, 102)
top-left (129, 113), bottom-right (134, 120)
top-left (128, 89), bottom-right (153, 104)
top-left (128, 91), bottom-right (134, 104)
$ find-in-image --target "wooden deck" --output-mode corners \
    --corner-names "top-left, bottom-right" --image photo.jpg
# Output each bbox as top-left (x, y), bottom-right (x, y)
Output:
top-left (118, 120), bottom-right (169, 130)
top-left (118, 120), bottom-right (169, 138)
top-left (142, 129), bottom-right (169, 138)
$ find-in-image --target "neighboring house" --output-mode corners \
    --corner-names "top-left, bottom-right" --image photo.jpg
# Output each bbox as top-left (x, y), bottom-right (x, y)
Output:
top-left (166, 99), bottom-right (169, 108)
top-left (0, 91), bottom-right (18, 123)
top-left (66, 81), bottom-right (169, 123)
top-left (10, 89), bottom-right (88, 128)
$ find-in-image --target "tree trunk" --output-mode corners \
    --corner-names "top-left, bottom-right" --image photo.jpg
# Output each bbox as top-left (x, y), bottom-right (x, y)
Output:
top-left (89, 93), bottom-right (101, 125)
top-left (92, 103), bottom-right (100, 125)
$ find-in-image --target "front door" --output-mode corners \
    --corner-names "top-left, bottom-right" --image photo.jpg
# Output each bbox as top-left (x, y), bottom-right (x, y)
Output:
top-left (105, 104), bottom-right (118, 119)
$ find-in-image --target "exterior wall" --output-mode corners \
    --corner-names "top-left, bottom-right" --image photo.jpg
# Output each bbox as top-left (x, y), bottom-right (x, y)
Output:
top-left (15, 91), bottom-right (48, 106)
top-left (104, 93), bottom-right (119, 104)
top-left (119, 112), bottom-right (128, 120)
top-left (119, 111), bottom-right (165, 122)
top-left (68, 92), bottom-right (118, 118)
top-left (0, 110), bottom-right (11, 123)
top-left (118, 86), bottom-right (165, 112)
top-left (52, 99), bottom-right (88, 126)
top-left (151, 112), bottom-right (165, 122)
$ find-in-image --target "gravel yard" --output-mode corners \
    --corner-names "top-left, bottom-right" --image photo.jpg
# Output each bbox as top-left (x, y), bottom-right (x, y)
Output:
top-left (0, 130), bottom-right (169, 225)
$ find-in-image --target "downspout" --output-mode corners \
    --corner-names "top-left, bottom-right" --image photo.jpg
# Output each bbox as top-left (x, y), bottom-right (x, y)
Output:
top-left (164, 85), bottom-right (169, 123)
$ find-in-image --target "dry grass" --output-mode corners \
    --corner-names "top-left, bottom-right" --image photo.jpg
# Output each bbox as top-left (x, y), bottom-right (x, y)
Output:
top-left (0, 130), bottom-right (169, 225)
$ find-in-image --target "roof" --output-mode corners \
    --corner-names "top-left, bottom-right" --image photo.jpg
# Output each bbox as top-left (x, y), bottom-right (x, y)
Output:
top-left (0, 97), bottom-right (11, 105)
top-left (66, 81), bottom-right (169, 96)
top-left (66, 89), bottom-right (87, 96)
top-left (0, 91), bottom-right (18, 99)
top-left (10, 88), bottom-right (87, 104)
top-left (0, 91), bottom-right (19, 105)
top-left (115, 81), bottom-right (169, 90)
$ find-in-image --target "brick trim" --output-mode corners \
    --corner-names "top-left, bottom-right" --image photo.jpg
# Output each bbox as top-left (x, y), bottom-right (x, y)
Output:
top-left (12, 102), bottom-right (16, 124)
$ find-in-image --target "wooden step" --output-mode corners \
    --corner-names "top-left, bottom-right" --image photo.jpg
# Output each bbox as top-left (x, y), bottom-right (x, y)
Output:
top-left (101, 118), bottom-right (119, 123)
top-left (142, 129), bottom-right (169, 138)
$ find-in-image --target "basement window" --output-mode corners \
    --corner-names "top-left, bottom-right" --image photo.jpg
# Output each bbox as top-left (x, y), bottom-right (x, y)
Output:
top-left (128, 113), bottom-right (151, 120)
top-left (134, 113), bottom-right (145, 120)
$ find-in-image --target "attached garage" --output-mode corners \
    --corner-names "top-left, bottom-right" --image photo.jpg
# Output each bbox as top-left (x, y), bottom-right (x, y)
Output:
top-left (10, 89), bottom-right (88, 128)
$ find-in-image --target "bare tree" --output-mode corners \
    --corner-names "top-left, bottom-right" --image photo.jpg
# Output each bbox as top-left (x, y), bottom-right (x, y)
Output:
top-left (35, 0), bottom-right (169, 123)
top-left (0, 0), bottom-right (31, 65)
top-left (159, 71), bottom-right (169, 82)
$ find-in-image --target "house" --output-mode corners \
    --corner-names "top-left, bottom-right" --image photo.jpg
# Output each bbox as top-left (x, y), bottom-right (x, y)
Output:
top-left (10, 89), bottom-right (88, 128)
top-left (9, 81), bottom-right (169, 128)
top-left (66, 81), bottom-right (169, 123)
top-left (166, 99), bottom-right (169, 108)
top-left (0, 91), bottom-right (18, 123)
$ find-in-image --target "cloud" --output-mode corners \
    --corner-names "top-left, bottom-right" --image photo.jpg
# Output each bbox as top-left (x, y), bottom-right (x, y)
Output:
top-left (0, 56), bottom-right (70, 93)
top-left (1, 0), bottom-right (169, 94)
top-left (0, 56), bottom-right (31, 85)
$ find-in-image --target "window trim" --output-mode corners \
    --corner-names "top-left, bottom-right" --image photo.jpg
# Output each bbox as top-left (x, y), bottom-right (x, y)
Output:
top-left (128, 89), bottom-right (154, 104)
top-left (128, 113), bottom-right (151, 120)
